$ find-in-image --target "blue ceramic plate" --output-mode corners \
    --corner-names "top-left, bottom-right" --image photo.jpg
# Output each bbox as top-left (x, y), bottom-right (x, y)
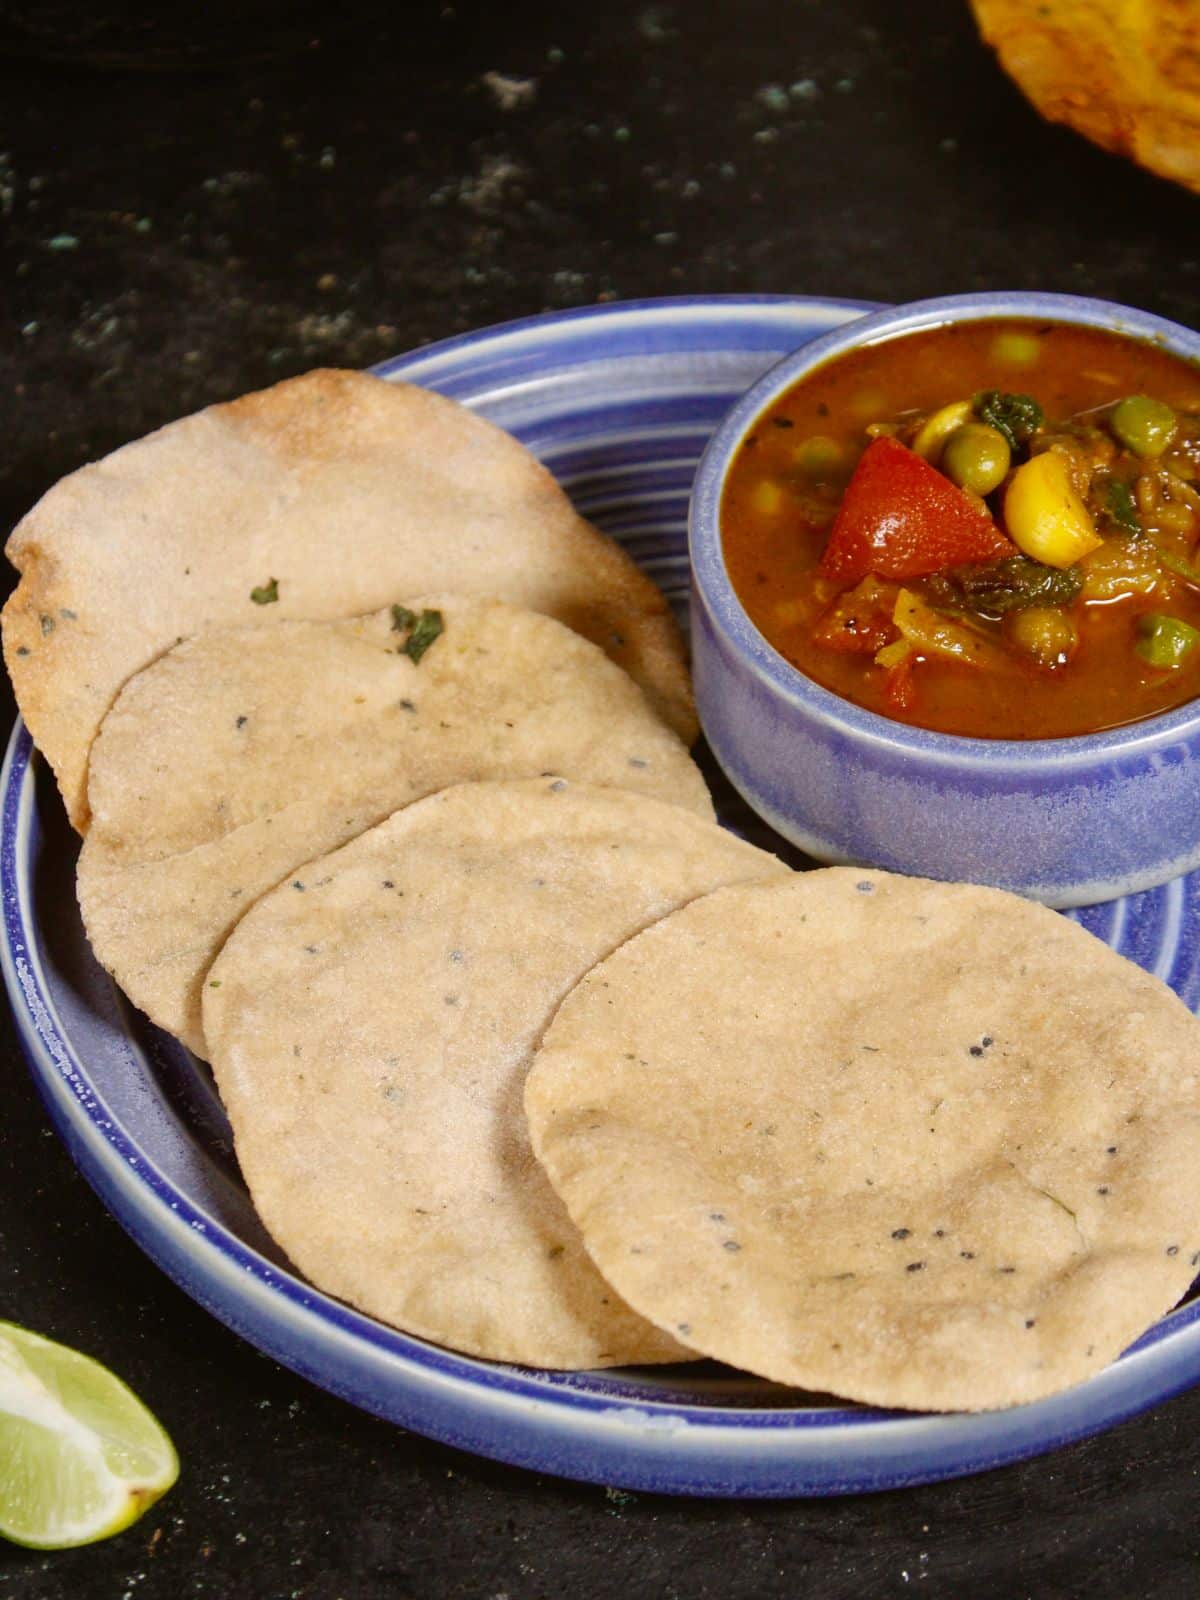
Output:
top-left (6, 296), bottom-right (1200, 1499)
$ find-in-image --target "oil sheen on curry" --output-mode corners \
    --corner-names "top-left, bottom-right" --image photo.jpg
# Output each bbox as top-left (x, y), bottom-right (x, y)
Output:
top-left (721, 320), bottom-right (1200, 738)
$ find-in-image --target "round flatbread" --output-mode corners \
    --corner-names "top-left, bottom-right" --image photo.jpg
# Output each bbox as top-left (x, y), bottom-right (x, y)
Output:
top-left (971, 0), bottom-right (1200, 195)
top-left (78, 597), bottom-right (712, 1058)
top-left (201, 780), bottom-right (787, 1368)
top-left (526, 868), bottom-right (1200, 1411)
top-left (3, 368), bottom-right (695, 831)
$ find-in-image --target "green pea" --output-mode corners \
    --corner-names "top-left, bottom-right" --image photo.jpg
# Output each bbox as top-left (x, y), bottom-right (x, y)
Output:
top-left (941, 423), bottom-right (1012, 496)
top-left (1110, 395), bottom-right (1178, 458)
top-left (1136, 613), bottom-right (1199, 669)
top-left (1005, 605), bottom-right (1077, 667)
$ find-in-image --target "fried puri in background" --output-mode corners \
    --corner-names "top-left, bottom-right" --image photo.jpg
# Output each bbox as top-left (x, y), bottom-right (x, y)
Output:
top-left (971, 0), bottom-right (1200, 195)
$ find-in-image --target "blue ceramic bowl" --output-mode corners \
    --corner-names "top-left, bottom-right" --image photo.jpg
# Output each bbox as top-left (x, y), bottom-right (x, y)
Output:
top-left (690, 291), bottom-right (1200, 909)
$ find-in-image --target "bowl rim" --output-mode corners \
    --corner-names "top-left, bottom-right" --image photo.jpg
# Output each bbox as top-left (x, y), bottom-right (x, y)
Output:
top-left (689, 290), bottom-right (1200, 772)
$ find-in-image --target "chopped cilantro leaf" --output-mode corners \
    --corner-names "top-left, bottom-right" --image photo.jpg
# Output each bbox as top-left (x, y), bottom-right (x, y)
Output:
top-left (390, 604), bottom-right (444, 662)
top-left (1101, 476), bottom-right (1141, 534)
top-left (250, 578), bottom-right (279, 605)
top-left (402, 608), bottom-right (444, 664)
top-left (973, 391), bottom-right (1044, 452)
top-left (927, 555), bottom-right (1082, 616)
top-left (1151, 543), bottom-right (1200, 585)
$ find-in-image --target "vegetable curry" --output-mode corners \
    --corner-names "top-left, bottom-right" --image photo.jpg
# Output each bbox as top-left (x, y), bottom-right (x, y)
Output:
top-left (721, 320), bottom-right (1200, 738)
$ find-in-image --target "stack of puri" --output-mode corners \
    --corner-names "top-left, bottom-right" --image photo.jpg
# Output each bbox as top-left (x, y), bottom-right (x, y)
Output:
top-left (8, 370), bottom-right (1200, 1410)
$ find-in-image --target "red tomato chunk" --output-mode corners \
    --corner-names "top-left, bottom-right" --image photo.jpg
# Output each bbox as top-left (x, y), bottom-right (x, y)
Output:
top-left (818, 438), bottom-right (1014, 581)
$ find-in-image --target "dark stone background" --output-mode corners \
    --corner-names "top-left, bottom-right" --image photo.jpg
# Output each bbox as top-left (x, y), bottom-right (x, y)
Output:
top-left (2, 2), bottom-right (1199, 1595)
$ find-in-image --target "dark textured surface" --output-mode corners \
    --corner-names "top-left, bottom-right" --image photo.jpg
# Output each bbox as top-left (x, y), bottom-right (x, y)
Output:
top-left (3, 2), bottom-right (1200, 1594)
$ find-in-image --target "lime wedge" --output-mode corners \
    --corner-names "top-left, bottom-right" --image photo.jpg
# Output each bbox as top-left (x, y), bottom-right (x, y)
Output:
top-left (0, 1320), bottom-right (179, 1549)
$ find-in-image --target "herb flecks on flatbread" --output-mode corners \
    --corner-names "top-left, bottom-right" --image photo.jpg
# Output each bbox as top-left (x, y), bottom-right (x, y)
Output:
top-left (526, 868), bottom-right (1200, 1410)
top-left (3, 369), bottom-right (695, 830)
top-left (202, 780), bottom-right (785, 1368)
top-left (78, 597), bottom-right (711, 1057)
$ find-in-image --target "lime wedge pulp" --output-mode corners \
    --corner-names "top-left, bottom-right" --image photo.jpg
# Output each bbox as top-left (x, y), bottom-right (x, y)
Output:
top-left (0, 1320), bottom-right (179, 1549)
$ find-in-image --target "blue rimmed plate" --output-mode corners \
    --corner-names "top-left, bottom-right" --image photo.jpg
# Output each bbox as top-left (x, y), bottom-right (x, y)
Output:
top-left (6, 295), bottom-right (1200, 1498)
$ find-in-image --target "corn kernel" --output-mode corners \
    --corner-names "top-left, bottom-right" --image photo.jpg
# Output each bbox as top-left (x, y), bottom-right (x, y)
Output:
top-left (848, 388), bottom-right (889, 424)
top-left (912, 401), bottom-right (973, 464)
top-left (1003, 452), bottom-right (1103, 568)
top-left (990, 330), bottom-right (1042, 368)
top-left (751, 479), bottom-right (784, 515)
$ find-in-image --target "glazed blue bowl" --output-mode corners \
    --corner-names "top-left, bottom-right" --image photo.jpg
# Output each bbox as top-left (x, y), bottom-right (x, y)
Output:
top-left (690, 291), bottom-right (1200, 908)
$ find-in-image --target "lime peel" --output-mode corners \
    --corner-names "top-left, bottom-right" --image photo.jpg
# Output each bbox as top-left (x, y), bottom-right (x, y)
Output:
top-left (0, 1320), bottom-right (178, 1549)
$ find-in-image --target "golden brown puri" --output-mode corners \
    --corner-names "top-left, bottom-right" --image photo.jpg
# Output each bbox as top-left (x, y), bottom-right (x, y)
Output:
top-left (971, 0), bottom-right (1200, 195)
